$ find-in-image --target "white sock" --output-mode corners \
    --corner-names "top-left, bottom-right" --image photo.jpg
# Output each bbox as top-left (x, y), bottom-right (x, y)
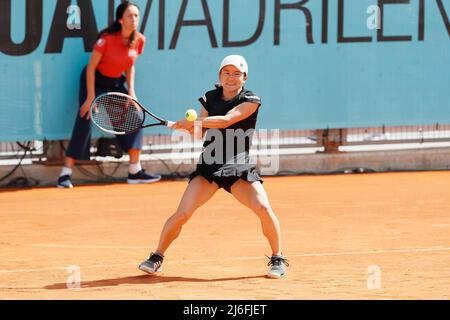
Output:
top-left (129, 162), bottom-right (142, 174)
top-left (60, 167), bottom-right (72, 177)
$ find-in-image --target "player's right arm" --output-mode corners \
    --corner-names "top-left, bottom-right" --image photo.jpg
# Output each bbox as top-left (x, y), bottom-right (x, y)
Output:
top-left (174, 106), bottom-right (208, 139)
top-left (80, 50), bottom-right (102, 120)
top-left (194, 106), bottom-right (208, 139)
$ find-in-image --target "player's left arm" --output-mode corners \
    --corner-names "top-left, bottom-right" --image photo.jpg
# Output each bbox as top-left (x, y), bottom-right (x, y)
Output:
top-left (173, 102), bottom-right (260, 131)
top-left (199, 102), bottom-right (260, 129)
top-left (125, 66), bottom-right (136, 99)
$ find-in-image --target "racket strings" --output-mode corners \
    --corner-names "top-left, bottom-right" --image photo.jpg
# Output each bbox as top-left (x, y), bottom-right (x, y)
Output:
top-left (91, 94), bottom-right (144, 134)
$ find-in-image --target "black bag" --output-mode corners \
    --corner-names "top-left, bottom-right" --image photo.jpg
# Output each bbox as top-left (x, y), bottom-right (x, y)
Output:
top-left (95, 138), bottom-right (124, 159)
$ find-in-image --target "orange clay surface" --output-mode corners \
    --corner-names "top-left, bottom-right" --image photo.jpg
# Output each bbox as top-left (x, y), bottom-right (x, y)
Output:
top-left (1, 172), bottom-right (450, 300)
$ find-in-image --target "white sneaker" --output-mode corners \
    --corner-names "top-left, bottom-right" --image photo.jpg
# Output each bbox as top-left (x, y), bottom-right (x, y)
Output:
top-left (267, 255), bottom-right (289, 279)
top-left (56, 175), bottom-right (73, 188)
top-left (127, 170), bottom-right (162, 184)
top-left (139, 252), bottom-right (164, 274)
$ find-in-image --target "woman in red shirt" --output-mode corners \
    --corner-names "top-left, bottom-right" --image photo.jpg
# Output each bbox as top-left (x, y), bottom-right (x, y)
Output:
top-left (57, 1), bottom-right (161, 188)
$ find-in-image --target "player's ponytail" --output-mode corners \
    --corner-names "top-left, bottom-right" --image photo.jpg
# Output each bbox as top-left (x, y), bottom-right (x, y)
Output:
top-left (96, 1), bottom-right (140, 47)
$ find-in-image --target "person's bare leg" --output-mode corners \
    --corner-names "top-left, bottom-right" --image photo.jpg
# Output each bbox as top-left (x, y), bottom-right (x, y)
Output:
top-left (155, 176), bottom-right (218, 255)
top-left (64, 156), bottom-right (76, 168)
top-left (231, 180), bottom-right (287, 278)
top-left (231, 180), bottom-right (281, 256)
top-left (128, 149), bottom-right (140, 165)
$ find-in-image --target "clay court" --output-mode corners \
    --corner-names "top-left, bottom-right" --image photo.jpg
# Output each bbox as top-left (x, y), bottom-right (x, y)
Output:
top-left (1, 172), bottom-right (449, 300)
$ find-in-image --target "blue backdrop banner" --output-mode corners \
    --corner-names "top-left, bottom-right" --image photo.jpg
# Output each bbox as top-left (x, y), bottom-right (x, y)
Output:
top-left (0, 0), bottom-right (449, 141)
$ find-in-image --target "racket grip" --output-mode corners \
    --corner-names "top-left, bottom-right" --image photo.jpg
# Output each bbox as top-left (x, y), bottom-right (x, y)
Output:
top-left (166, 121), bottom-right (175, 128)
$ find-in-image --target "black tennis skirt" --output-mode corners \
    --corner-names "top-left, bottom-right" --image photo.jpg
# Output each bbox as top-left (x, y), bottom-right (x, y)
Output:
top-left (189, 156), bottom-right (263, 185)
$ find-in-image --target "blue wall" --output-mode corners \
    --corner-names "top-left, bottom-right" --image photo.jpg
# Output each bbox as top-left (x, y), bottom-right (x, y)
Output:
top-left (0, 0), bottom-right (449, 141)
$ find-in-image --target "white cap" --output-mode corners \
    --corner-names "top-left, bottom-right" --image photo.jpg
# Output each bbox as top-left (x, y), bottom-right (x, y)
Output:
top-left (219, 55), bottom-right (248, 75)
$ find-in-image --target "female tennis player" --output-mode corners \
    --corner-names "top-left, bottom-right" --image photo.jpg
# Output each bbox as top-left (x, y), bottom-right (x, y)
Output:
top-left (139, 55), bottom-right (288, 278)
top-left (57, 1), bottom-right (161, 188)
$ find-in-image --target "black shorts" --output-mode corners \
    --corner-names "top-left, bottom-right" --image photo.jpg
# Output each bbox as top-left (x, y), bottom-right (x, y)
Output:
top-left (211, 176), bottom-right (241, 193)
top-left (189, 170), bottom-right (263, 194)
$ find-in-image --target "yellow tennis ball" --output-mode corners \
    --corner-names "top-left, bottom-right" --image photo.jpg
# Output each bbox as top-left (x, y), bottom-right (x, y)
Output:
top-left (185, 109), bottom-right (198, 122)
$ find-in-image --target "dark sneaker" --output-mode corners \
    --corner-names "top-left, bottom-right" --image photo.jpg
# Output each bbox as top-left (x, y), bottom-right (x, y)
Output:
top-left (56, 175), bottom-right (73, 189)
top-left (267, 254), bottom-right (289, 279)
top-left (139, 252), bottom-right (164, 274)
top-left (127, 169), bottom-right (162, 184)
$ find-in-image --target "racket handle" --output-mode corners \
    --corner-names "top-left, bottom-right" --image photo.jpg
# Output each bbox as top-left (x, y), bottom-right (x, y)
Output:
top-left (166, 121), bottom-right (175, 128)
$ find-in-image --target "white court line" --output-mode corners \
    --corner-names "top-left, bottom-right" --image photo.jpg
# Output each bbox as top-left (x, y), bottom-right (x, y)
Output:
top-left (0, 267), bottom-right (68, 273)
top-left (0, 263), bottom-right (136, 274)
top-left (182, 247), bottom-right (450, 262)
top-left (31, 244), bottom-right (148, 249)
top-left (1, 246), bottom-right (450, 274)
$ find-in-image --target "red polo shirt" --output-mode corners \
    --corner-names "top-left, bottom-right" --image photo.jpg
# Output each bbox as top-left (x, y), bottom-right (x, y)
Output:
top-left (93, 31), bottom-right (146, 78)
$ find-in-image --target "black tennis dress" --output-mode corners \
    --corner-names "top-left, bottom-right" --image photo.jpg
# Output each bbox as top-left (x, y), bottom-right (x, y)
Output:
top-left (189, 86), bottom-right (263, 192)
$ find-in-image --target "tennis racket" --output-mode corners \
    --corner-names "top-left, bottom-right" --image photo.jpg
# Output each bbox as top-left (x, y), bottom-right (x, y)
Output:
top-left (90, 92), bottom-right (175, 135)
